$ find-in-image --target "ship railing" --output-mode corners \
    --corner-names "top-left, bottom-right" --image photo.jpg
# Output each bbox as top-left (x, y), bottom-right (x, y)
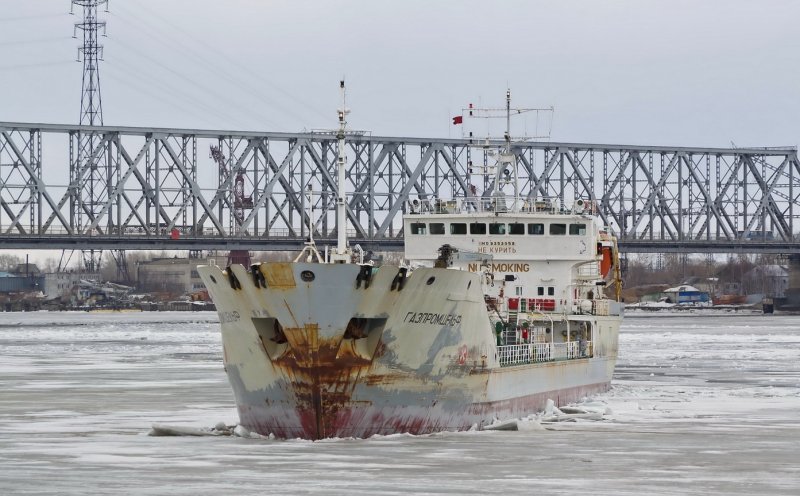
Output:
top-left (560, 341), bottom-right (584, 360)
top-left (497, 344), bottom-right (531, 366)
top-left (407, 196), bottom-right (560, 215)
top-left (497, 341), bottom-right (591, 366)
top-left (532, 342), bottom-right (553, 361)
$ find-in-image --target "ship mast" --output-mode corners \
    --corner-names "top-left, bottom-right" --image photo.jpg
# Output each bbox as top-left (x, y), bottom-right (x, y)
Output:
top-left (489, 89), bottom-right (519, 210)
top-left (330, 80), bottom-right (351, 263)
top-left (461, 90), bottom-right (550, 212)
top-left (497, 89), bottom-right (519, 207)
top-left (505, 88), bottom-right (511, 150)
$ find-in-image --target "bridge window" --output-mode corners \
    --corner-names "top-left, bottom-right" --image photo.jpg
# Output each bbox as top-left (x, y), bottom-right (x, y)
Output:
top-left (528, 223), bottom-right (544, 235)
top-left (489, 223), bottom-right (506, 235)
top-left (548, 286), bottom-right (555, 296)
top-left (508, 223), bottom-right (525, 235)
top-left (470, 222), bottom-right (486, 234)
top-left (569, 223), bottom-right (587, 235)
top-left (537, 286), bottom-right (544, 296)
top-left (450, 223), bottom-right (467, 235)
top-left (549, 223), bottom-right (567, 235)
top-left (430, 223), bottom-right (445, 235)
top-left (410, 222), bottom-right (427, 235)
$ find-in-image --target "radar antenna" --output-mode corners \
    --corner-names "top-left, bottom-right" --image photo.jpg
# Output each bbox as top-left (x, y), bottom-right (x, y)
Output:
top-left (456, 90), bottom-right (554, 213)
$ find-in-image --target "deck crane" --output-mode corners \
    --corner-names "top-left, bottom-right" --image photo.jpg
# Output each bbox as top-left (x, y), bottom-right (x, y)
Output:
top-left (210, 144), bottom-right (253, 266)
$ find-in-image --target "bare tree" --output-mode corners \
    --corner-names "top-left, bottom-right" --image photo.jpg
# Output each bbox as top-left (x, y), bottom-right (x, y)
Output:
top-left (0, 253), bottom-right (23, 271)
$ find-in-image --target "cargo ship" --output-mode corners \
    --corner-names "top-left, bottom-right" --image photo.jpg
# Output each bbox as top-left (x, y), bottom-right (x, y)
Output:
top-left (198, 86), bottom-right (623, 439)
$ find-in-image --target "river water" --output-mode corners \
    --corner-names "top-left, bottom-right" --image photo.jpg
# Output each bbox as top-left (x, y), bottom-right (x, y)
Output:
top-left (1, 311), bottom-right (798, 495)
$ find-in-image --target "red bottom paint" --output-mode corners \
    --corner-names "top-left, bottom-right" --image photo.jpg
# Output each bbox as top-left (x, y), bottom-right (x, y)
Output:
top-left (238, 381), bottom-right (610, 439)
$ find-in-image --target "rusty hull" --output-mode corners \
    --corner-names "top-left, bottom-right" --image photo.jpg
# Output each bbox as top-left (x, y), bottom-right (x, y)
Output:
top-left (198, 262), bottom-right (620, 439)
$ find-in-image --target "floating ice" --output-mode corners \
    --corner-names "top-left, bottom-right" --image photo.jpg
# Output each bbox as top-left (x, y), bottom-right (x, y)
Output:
top-left (483, 418), bottom-right (519, 431)
top-left (483, 398), bottom-right (609, 432)
top-left (148, 423), bottom-right (231, 437)
top-left (148, 422), bottom-right (274, 439)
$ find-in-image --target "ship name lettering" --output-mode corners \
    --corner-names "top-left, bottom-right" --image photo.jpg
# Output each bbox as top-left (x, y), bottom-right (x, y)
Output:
top-left (404, 311), bottom-right (462, 326)
top-left (220, 311), bottom-right (241, 323)
top-left (467, 263), bottom-right (530, 273)
top-left (477, 241), bottom-right (517, 254)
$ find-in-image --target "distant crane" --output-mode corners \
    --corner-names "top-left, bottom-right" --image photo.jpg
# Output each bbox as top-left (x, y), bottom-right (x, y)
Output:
top-left (210, 144), bottom-right (253, 266)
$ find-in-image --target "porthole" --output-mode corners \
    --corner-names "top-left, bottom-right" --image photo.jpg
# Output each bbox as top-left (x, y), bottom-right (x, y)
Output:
top-left (209, 275), bottom-right (217, 284)
top-left (300, 270), bottom-right (315, 282)
top-left (426, 276), bottom-right (435, 285)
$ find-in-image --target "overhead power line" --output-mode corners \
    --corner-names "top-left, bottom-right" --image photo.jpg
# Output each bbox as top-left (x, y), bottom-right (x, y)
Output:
top-left (0, 36), bottom-right (72, 47)
top-left (107, 37), bottom-right (268, 129)
top-left (0, 60), bottom-right (73, 72)
top-left (111, 1), bottom-right (329, 127)
top-left (0, 13), bottom-right (69, 23)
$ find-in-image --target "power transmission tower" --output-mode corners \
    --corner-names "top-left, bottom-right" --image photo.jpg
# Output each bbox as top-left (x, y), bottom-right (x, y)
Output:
top-left (73, 0), bottom-right (106, 128)
top-left (68, 1), bottom-right (120, 278)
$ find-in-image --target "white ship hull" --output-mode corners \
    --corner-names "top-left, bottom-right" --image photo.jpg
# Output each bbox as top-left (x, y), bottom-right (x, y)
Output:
top-left (199, 261), bottom-right (620, 439)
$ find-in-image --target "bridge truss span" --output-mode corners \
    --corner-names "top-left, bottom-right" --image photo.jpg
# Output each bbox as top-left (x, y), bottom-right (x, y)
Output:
top-left (0, 122), bottom-right (798, 254)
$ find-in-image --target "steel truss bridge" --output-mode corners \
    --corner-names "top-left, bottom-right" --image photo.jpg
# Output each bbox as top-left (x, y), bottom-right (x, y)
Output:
top-left (1, 122), bottom-right (799, 255)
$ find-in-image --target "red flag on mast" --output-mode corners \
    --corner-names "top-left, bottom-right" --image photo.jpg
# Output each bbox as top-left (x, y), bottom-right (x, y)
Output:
top-left (452, 115), bottom-right (463, 125)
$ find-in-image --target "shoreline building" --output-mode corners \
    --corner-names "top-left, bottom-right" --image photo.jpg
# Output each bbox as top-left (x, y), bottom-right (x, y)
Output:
top-left (662, 285), bottom-right (710, 305)
top-left (136, 257), bottom-right (213, 296)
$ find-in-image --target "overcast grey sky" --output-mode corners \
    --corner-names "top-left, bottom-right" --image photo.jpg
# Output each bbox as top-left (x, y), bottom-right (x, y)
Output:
top-left (1, 0), bottom-right (799, 148)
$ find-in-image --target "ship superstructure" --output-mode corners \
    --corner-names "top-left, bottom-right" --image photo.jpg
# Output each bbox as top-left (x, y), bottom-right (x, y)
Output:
top-left (198, 87), bottom-right (623, 439)
top-left (405, 195), bottom-right (622, 363)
